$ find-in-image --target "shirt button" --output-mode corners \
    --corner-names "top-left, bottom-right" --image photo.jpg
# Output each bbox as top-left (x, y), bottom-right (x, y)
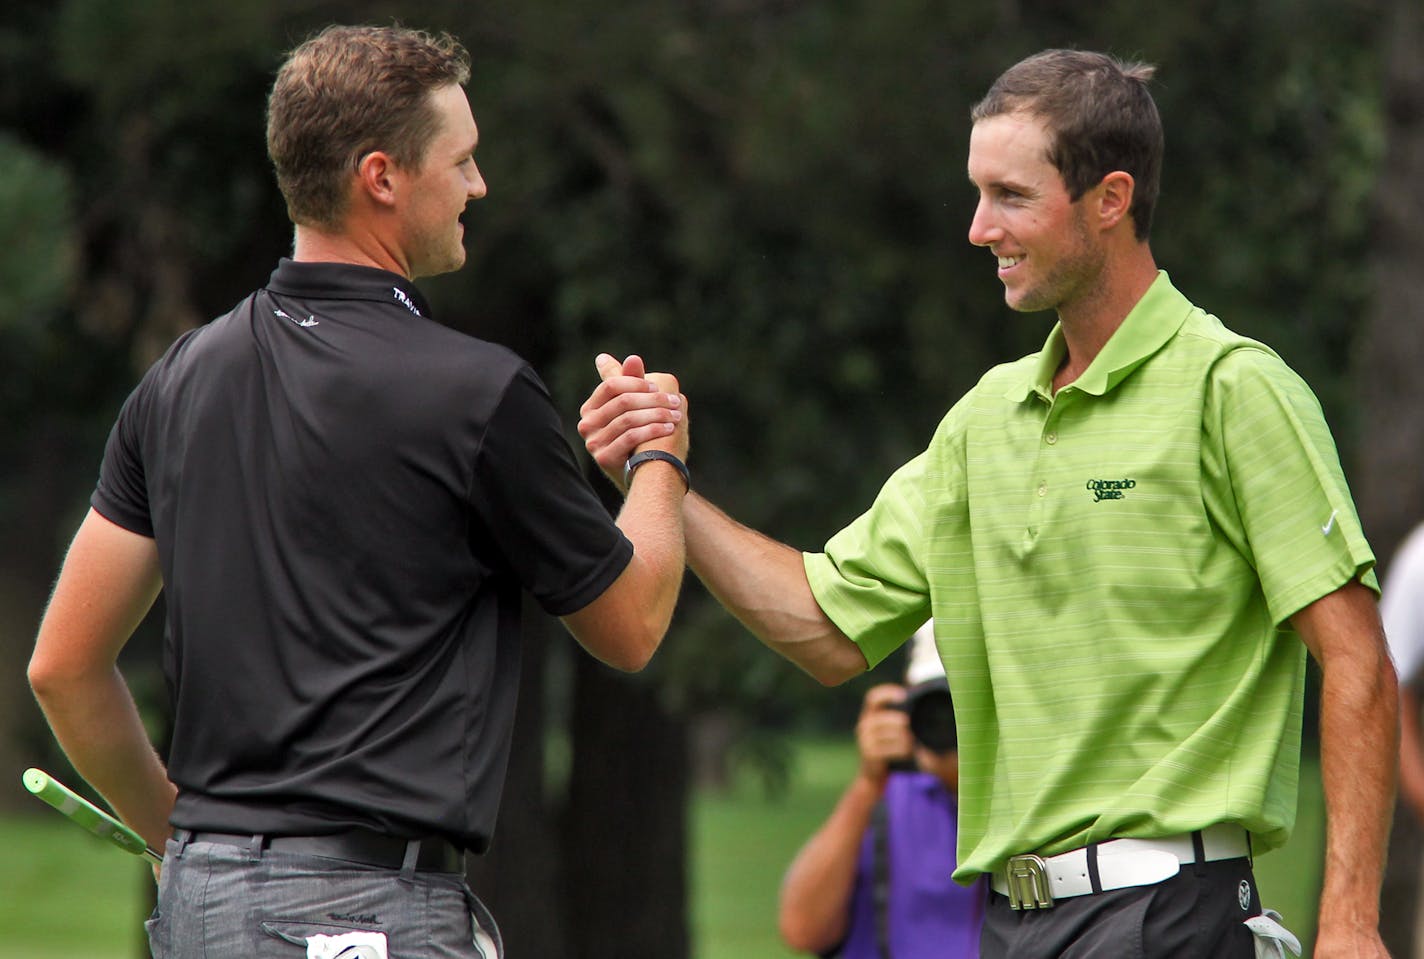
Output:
top-left (1045, 431), bottom-right (1058, 445)
top-left (1037, 482), bottom-right (1048, 497)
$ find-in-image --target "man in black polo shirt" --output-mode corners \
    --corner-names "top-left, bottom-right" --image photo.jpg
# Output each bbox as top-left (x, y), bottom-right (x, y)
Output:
top-left (27, 24), bottom-right (690, 958)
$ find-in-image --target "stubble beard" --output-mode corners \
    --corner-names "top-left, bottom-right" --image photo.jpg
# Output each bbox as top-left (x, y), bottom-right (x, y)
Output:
top-left (1006, 209), bottom-right (1103, 316)
top-left (409, 224), bottom-right (466, 280)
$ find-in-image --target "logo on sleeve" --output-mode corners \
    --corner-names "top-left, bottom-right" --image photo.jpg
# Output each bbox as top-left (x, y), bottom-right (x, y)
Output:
top-left (1321, 509), bottom-right (1338, 536)
top-left (1086, 478), bottom-right (1136, 502)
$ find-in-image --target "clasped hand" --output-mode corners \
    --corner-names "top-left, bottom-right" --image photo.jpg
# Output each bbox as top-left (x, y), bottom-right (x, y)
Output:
top-left (578, 353), bottom-right (689, 490)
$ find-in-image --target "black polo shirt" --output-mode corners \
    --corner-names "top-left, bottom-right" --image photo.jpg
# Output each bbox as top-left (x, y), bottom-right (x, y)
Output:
top-left (93, 259), bottom-right (632, 852)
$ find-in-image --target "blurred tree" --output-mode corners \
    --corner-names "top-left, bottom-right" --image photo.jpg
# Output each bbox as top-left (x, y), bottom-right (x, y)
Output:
top-left (0, 131), bottom-right (90, 814)
top-left (1351, 0), bottom-right (1424, 953)
top-left (1355, 0), bottom-right (1424, 563)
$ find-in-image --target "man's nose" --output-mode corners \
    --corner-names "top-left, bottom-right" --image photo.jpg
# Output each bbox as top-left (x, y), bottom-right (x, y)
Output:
top-left (967, 196), bottom-right (998, 247)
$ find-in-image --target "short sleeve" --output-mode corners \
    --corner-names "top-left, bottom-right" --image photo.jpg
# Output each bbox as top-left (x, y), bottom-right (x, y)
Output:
top-left (91, 379), bottom-right (156, 537)
top-left (805, 451), bottom-right (935, 669)
top-left (1201, 346), bottom-right (1376, 625)
top-left (470, 365), bottom-right (633, 617)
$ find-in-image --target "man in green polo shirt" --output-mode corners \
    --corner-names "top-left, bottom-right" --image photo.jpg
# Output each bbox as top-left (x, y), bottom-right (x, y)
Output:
top-left (579, 49), bottom-right (1395, 957)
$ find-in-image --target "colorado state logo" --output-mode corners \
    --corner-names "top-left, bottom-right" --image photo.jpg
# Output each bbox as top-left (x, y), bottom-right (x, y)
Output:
top-left (1086, 478), bottom-right (1136, 502)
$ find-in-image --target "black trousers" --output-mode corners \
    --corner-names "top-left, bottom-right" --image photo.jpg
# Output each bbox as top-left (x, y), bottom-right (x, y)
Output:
top-left (980, 858), bottom-right (1262, 958)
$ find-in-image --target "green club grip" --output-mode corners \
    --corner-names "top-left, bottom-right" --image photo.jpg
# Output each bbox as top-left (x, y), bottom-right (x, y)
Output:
top-left (22, 768), bottom-right (161, 863)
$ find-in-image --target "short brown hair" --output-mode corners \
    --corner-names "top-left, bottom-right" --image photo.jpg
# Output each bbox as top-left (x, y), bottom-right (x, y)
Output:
top-left (971, 49), bottom-right (1162, 241)
top-left (266, 24), bottom-right (471, 229)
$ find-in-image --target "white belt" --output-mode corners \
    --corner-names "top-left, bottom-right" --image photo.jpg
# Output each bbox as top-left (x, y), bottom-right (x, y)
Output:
top-left (990, 823), bottom-right (1250, 910)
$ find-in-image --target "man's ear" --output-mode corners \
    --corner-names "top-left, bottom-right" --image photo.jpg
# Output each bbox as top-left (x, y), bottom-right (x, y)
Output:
top-left (355, 151), bottom-right (399, 207)
top-left (1096, 170), bottom-right (1135, 232)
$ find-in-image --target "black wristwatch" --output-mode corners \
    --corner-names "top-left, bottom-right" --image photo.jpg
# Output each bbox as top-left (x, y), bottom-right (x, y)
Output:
top-left (623, 450), bottom-right (690, 492)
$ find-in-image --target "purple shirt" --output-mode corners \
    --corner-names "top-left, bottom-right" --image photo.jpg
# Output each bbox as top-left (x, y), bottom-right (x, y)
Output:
top-left (835, 772), bottom-right (984, 958)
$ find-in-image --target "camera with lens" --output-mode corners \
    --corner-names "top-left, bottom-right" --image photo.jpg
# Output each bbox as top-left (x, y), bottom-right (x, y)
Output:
top-left (887, 677), bottom-right (957, 762)
top-left (901, 678), bottom-right (957, 753)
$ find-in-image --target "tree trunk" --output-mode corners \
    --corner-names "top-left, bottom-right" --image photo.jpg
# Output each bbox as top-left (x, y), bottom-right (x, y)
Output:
top-left (466, 604), bottom-right (568, 958)
top-left (1353, 0), bottom-right (1424, 566)
top-left (1353, 1), bottom-right (1424, 955)
top-left (562, 653), bottom-right (690, 959)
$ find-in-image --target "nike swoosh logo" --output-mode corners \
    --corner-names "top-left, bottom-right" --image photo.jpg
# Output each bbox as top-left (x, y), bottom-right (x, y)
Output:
top-left (273, 308), bottom-right (319, 328)
top-left (1321, 510), bottom-right (1338, 535)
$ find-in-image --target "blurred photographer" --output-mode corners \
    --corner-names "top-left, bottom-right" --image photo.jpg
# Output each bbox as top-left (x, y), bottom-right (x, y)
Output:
top-left (779, 625), bottom-right (984, 958)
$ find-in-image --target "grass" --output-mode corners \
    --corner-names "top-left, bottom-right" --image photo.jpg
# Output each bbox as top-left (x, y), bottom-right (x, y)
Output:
top-left (691, 737), bottom-right (859, 959)
top-left (0, 738), bottom-right (1326, 958)
top-left (0, 816), bottom-right (148, 959)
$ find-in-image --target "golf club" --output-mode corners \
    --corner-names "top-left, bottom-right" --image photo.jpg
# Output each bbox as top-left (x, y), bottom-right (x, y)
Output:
top-left (22, 767), bottom-right (162, 864)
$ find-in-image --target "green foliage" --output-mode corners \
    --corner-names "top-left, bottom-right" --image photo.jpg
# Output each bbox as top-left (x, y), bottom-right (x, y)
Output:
top-left (0, 135), bottom-right (76, 332)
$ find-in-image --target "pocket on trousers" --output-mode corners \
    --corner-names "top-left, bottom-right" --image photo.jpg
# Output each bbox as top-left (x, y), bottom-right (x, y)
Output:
top-left (260, 919), bottom-right (381, 948)
top-left (144, 910), bottom-right (165, 959)
top-left (145, 840), bottom-right (178, 957)
top-left (462, 886), bottom-right (504, 959)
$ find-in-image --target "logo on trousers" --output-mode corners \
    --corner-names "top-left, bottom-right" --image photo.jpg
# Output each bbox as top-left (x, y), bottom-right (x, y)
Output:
top-left (1238, 879), bottom-right (1252, 911)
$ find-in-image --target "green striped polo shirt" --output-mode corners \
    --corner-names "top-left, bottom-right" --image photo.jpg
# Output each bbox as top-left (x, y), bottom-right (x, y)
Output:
top-left (804, 271), bottom-right (1376, 882)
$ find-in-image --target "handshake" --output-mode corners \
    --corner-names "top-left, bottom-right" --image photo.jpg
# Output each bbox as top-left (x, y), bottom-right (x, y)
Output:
top-left (578, 353), bottom-right (689, 494)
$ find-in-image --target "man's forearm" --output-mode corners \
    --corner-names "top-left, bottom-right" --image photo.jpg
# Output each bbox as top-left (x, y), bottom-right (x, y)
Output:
top-left (684, 493), bottom-right (866, 686)
top-left (32, 667), bottom-right (175, 851)
top-left (1315, 624), bottom-right (1398, 937)
top-left (610, 461), bottom-right (689, 654)
top-left (28, 509), bottom-right (173, 850)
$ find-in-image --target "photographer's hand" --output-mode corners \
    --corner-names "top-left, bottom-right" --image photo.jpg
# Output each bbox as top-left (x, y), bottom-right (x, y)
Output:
top-left (855, 684), bottom-right (914, 789)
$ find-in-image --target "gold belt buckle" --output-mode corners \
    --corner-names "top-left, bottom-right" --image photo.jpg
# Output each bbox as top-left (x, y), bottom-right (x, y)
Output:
top-left (1005, 854), bottom-right (1055, 910)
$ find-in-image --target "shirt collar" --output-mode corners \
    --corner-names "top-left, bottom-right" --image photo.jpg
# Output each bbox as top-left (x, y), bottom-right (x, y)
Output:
top-left (1005, 271), bottom-right (1192, 403)
top-left (264, 258), bottom-right (435, 319)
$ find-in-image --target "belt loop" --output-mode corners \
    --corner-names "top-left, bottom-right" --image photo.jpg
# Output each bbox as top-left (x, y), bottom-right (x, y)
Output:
top-left (173, 827), bottom-right (193, 859)
top-left (401, 839), bottom-right (422, 879)
top-left (1085, 842), bottom-right (1103, 894)
top-left (1191, 829), bottom-right (1207, 877)
top-left (248, 833), bottom-right (266, 863)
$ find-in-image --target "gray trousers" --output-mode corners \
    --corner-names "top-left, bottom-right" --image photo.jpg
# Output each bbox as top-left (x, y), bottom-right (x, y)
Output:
top-left (145, 835), bottom-right (502, 958)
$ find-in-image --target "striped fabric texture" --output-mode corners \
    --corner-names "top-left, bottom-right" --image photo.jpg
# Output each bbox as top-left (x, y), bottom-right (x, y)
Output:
top-left (804, 272), bottom-right (1376, 882)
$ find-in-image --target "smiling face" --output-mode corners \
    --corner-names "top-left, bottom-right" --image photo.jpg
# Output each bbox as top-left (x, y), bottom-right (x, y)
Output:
top-left (398, 83), bottom-right (487, 279)
top-left (966, 111), bottom-right (1106, 317)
